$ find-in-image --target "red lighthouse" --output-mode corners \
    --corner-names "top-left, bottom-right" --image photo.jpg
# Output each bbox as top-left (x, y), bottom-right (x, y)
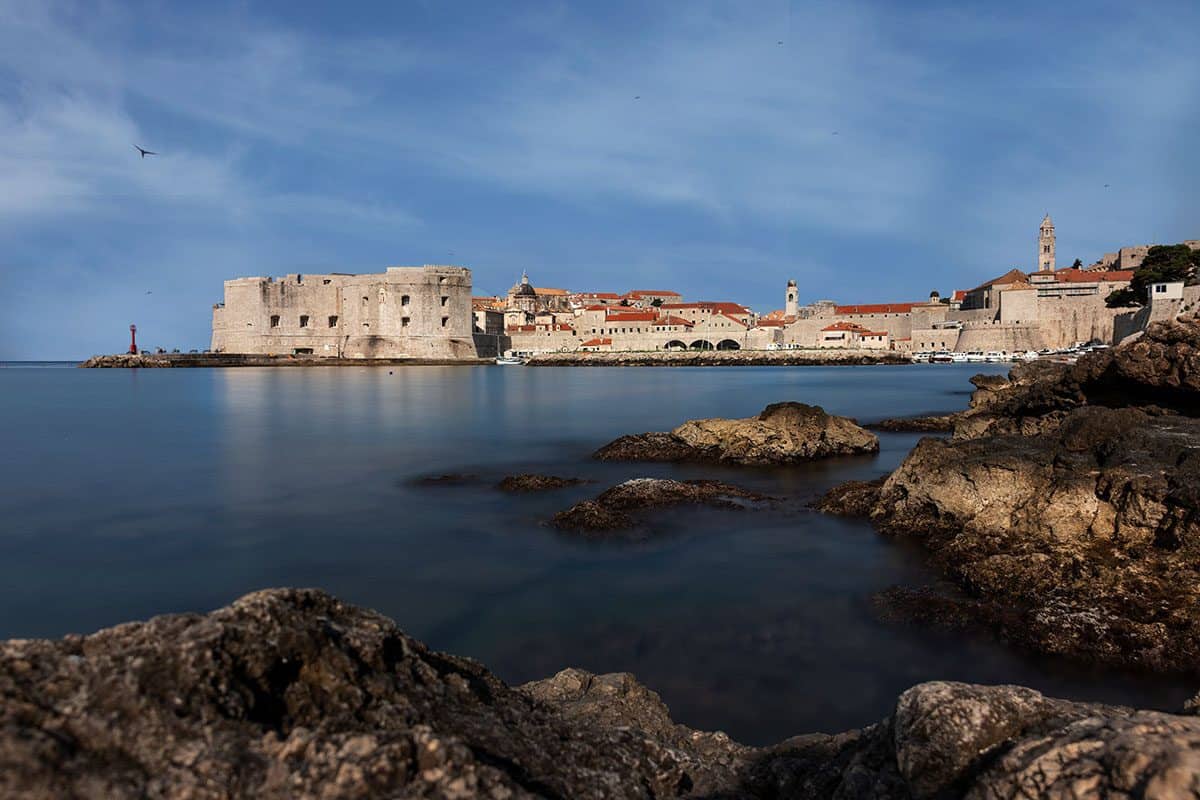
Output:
top-left (129, 324), bottom-right (138, 354)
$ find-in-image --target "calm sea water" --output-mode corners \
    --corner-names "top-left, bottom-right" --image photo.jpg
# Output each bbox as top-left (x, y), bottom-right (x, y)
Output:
top-left (0, 363), bottom-right (1191, 744)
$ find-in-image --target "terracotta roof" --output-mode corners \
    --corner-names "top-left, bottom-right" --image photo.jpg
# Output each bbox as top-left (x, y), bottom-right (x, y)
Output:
top-left (577, 292), bottom-right (621, 299)
top-left (968, 269), bottom-right (1028, 293)
top-left (755, 319), bottom-right (789, 327)
top-left (834, 303), bottom-right (918, 315)
top-left (716, 313), bottom-right (748, 327)
top-left (533, 287), bottom-right (570, 296)
top-left (822, 321), bottom-right (872, 332)
top-left (662, 316), bottom-right (695, 327)
top-left (951, 290), bottom-right (966, 302)
top-left (581, 337), bottom-right (612, 347)
top-left (1045, 268), bottom-right (1134, 283)
top-left (624, 290), bottom-right (682, 298)
top-left (605, 311), bottom-right (658, 322)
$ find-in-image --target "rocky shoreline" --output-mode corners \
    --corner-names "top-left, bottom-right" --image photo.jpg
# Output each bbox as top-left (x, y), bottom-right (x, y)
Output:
top-left (526, 349), bottom-right (911, 367)
top-left (5, 588), bottom-right (1200, 799)
top-left (820, 315), bottom-right (1200, 674)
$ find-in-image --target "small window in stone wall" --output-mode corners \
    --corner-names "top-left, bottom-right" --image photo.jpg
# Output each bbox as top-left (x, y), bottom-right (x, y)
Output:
top-left (299, 315), bottom-right (309, 328)
top-left (270, 315), bottom-right (280, 328)
top-left (441, 296), bottom-right (449, 307)
top-left (401, 295), bottom-right (411, 306)
top-left (402, 317), bottom-right (410, 328)
top-left (328, 315), bottom-right (338, 327)
top-left (362, 296), bottom-right (369, 306)
top-left (441, 317), bottom-right (449, 328)
top-left (323, 279), bottom-right (331, 285)
top-left (362, 322), bottom-right (370, 330)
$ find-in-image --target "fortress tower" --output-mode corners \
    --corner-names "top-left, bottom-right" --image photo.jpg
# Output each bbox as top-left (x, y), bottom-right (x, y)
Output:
top-left (1038, 214), bottom-right (1056, 272)
top-left (785, 279), bottom-right (799, 318)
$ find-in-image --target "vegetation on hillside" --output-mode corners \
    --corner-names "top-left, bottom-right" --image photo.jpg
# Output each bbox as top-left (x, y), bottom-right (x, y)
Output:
top-left (1105, 244), bottom-right (1199, 307)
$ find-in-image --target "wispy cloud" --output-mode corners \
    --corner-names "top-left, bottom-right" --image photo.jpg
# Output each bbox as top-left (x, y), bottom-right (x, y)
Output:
top-left (1, 0), bottom-right (1198, 358)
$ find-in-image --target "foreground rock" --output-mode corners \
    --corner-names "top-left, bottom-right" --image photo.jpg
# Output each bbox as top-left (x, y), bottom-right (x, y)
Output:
top-left (595, 402), bottom-right (879, 465)
top-left (552, 478), bottom-right (770, 534)
top-left (497, 474), bottom-right (589, 492)
top-left (5, 589), bottom-right (1200, 799)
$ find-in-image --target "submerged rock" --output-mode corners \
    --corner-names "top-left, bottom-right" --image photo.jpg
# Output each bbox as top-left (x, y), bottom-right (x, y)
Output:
top-left (551, 478), bottom-right (771, 534)
top-left (594, 402), bottom-right (879, 465)
top-left (410, 472), bottom-right (482, 487)
top-left (4, 590), bottom-right (1200, 799)
top-left (497, 474), bottom-right (589, 492)
top-left (869, 415), bottom-right (957, 433)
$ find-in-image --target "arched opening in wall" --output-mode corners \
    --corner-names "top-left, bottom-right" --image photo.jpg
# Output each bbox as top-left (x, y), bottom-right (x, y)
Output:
top-left (689, 339), bottom-right (714, 351)
top-left (716, 339), bottom-right (740, 350)
top-left (665, 340), bottom-right (687, 351)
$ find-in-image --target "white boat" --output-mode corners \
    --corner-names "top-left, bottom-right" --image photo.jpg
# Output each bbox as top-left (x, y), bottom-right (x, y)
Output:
top-left (931, 351), bottom-right (954, 363)
top-left (984, 351), bottom-right (1006, 362)
top-left (495, 356), bottom-right (525, 365)
top-left (1021, 350), bottom-right (1040, 361)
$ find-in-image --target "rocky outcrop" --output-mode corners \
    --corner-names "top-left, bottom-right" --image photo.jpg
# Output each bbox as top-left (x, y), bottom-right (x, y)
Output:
top-left (595, 402), bottom-right (879, 465)
top-left (5, 590), bottom-right (1200, 799)
top-left (954, 317), bottom-right (1200, 440)
top-left (497, 474), bottom-right (588, 492)
top-left (551, 478), bottom-right (770, 534)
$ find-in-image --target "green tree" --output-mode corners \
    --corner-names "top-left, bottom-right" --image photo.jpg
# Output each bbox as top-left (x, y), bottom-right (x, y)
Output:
top-left (1071, 258), bottom-right (1083, 269)
top-left (1106, 244), bottom-right (1200, 307)
top-left (651, 298), bottom-right (663, 307)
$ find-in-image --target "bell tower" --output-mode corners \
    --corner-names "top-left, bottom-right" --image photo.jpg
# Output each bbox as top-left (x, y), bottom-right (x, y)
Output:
top-left (785, 279), bottom-right (798, 318)
top-left (1038, 214), bottom-right (1056, 272)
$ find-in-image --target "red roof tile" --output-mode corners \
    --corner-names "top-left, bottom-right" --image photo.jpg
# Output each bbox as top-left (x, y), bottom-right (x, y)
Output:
top-left (581, 337), bottom-right (612, 347)
top-left (605, 310), bottom-right (658, 322)
top-left (624, 290), bottom-right (682, 297)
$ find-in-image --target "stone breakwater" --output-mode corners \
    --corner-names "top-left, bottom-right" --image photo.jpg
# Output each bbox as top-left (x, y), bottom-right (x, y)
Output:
top-left (80, 353), bottom-right (491, 368)
top-left (5, 588), bottom-right (1200, 799)
top-left (820, 315), bottom-right (1200, 673)
top-left (526, 349), bottom-right (910, 367)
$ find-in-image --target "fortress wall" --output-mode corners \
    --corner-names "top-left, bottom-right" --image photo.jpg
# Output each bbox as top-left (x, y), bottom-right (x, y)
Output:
top-left (908, 328), bottom-right (961, 352)
top-left (1032, 296), bottom-right (1125, 348)
top-left (211, 267), bottom-right (476, 359)
top-left (828, 312), bottom-right (913, 339)
top-left (954, 324), bottom-right (1046, 353)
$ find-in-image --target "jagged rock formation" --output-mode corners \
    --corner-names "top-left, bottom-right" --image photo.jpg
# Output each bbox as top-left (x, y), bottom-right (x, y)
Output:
top-left (551, 478), bottom-right (770, 534)
top-left (4, 590), bottom-right (1200, 799)
top-left (497, 474), bottom-right (589, 492)
top-left (595, 402), bottom-right (879, 465)
top-left (820, 317), bottom-right (1200, 672)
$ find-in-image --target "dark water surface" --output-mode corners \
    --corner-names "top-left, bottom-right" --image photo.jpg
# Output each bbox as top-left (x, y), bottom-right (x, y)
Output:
top-left (0, 363), bottom-right (1191, 744)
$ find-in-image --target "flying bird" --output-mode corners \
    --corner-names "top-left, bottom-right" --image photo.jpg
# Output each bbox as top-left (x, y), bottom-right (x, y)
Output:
top-left (133, 145), bottom-right (157, 158)
top-left (777, 40), bottom-right (783, 45)
top-left (634, 95), bottom-right (640, 100)
top-left (1104, 183), bottom-right (1110, 188)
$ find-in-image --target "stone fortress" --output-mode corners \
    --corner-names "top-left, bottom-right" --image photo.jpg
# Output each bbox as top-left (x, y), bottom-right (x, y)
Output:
top-left (211, 218), bottom-right (1198, 360)
top-left (211, 266), bottom-right (482, 359)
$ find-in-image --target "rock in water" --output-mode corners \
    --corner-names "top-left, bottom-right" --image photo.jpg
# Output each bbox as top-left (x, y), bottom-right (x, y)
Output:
top-left (497, 474), bottom-right (589, 492)
top-left (551, 478), bottom-right (771, 534)
top-left (4, 590), bottom-right (1200, 798)
top-left (594, 402), bottom-right (879, 465)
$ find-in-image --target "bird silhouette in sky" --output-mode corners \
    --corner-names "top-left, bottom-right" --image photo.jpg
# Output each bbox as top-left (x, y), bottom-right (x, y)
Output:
top-left (832, 131), bottom-right (839, 135)
top-left (146, 291), bottom-right (152, 295)
top-left (133, 145), bottom-right (157, 158)
top-left (1104, 183), bottom-right (1110, 188)
top-left (634, 95), bottom-right (640, 100)
top-left (777, 40), bottom-right (783, 45)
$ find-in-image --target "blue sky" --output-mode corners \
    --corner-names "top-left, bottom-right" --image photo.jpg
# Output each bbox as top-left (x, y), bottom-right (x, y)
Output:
top-left (2, 0), bottom-right (1197, 359)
